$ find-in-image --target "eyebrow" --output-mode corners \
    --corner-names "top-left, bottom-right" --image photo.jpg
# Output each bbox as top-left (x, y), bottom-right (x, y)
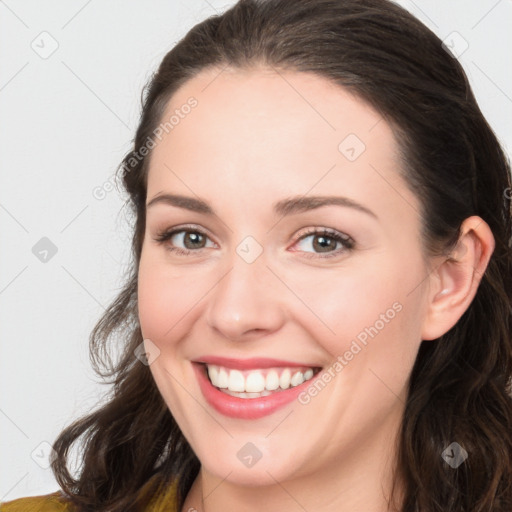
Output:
top-left (146, 193), bottom-right (377, 219)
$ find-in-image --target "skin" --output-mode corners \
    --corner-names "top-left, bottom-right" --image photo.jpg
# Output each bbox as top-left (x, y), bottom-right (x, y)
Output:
top-left (137, 65), bottom-right (494, 512)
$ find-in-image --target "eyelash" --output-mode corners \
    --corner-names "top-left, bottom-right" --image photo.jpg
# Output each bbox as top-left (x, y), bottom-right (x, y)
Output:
top-left (153, 224), bottom-right (355, 259)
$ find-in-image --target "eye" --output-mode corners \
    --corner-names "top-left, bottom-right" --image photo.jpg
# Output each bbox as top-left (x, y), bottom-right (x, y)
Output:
top-left (153, 225), bottom-right (215, 256)
top-left (153, 225), bottom-right (355, 259)
top-left (292, 228), bottom-right (355, 259)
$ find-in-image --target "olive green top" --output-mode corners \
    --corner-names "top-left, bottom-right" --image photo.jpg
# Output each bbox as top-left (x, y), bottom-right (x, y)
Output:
top-left (0, 477), bottom-right (179, 512)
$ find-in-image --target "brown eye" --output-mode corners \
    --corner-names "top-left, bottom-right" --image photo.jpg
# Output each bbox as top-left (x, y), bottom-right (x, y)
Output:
top-left (154, 226), bottom-right (215, 255)
top-left (181, 231), bottom-right (207, 249)
top-left (294, 228), bottom-right (355, 258)
top-left (311, 234), bottom-right (338, 253)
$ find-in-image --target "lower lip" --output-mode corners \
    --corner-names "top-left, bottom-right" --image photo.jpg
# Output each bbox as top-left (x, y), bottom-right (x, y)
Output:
top-left (193, 363), bottom-right (315, 420)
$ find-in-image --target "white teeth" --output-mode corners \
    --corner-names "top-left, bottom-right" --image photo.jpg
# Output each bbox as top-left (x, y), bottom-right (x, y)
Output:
top-left (279, 369), bottom-right (291, 390)
top-left (265, 370), bottom-right (280, 391)
top-left (205, 364), bottom-right (317, 394)
top-left (245, 372), bottom-right (266, 393)
top-left (290, 371), bottom-right (304, 387)
top-left (223, 389), bottom-right (273, 399)
top-left (228, 369), bottom-right (245, 392)
top-left (207, 365), bottom-right (218, 383)
top-left (217, 368), bottom-right (228, 388)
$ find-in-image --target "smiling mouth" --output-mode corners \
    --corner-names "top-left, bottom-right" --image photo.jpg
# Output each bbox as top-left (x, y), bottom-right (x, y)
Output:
top-left (203, 363), bottom-right (322, 399)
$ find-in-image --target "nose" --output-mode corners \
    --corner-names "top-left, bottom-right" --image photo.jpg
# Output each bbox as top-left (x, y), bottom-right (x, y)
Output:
top-left (205, 251), bottom-right (287, 341)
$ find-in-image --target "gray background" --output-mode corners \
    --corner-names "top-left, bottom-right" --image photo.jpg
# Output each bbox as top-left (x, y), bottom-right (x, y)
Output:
top-left (1, 0), bottom-right (511, 501)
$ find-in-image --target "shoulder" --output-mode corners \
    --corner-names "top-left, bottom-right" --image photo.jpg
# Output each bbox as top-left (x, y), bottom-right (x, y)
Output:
top-left (143, 475), bottom-right (180, 512)
top-left (1, 492), bottom-right (73, 512)
top-left (0, 477), bottom-right (179, 512)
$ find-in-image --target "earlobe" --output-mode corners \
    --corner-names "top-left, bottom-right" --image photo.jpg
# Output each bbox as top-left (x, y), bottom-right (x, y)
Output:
top-left (421, 216), bottom-right (495, 341)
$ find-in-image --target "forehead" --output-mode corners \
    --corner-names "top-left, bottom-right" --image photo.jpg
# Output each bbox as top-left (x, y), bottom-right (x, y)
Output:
top-left (146, 66), bottom-right (419, 225)
top-left (152, 65), bottom-right (389, 165)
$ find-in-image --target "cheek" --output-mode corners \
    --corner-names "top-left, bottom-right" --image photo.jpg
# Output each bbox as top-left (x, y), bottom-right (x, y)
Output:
top-left (137, 252), bottom-right (195, 345)
top-left (280, 263), bottom-right (391, 334)
top-left (138, 241), bottom-right (426, 369)
top-left (277, 254), bottom-right (425, 369)
top-left (137, 250), bottom-right (222, 356)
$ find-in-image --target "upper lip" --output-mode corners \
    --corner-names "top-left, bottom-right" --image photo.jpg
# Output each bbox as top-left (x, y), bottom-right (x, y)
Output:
top-left (195, 356), bottom-right (320, 370)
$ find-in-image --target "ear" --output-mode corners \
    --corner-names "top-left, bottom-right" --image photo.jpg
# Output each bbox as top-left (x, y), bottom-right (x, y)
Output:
top-left (421, 216), bottom-right (495, 341)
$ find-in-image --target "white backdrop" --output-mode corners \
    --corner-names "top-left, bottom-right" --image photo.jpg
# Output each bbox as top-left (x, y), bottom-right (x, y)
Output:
top-left (1, 0), bottom-right (511, 501)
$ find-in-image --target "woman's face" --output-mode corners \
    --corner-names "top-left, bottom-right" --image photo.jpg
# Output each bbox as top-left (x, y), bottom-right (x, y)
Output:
top-left (138, 66), bottom-right (432, 487)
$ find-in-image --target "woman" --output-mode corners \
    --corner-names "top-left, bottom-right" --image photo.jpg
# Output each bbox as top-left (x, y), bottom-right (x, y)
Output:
top-left (3, 0), bottom-right (511, 510)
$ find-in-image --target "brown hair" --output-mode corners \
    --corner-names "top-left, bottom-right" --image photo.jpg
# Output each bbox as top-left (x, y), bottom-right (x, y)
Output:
top-left (51, 1), bottom-right (512, 510)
